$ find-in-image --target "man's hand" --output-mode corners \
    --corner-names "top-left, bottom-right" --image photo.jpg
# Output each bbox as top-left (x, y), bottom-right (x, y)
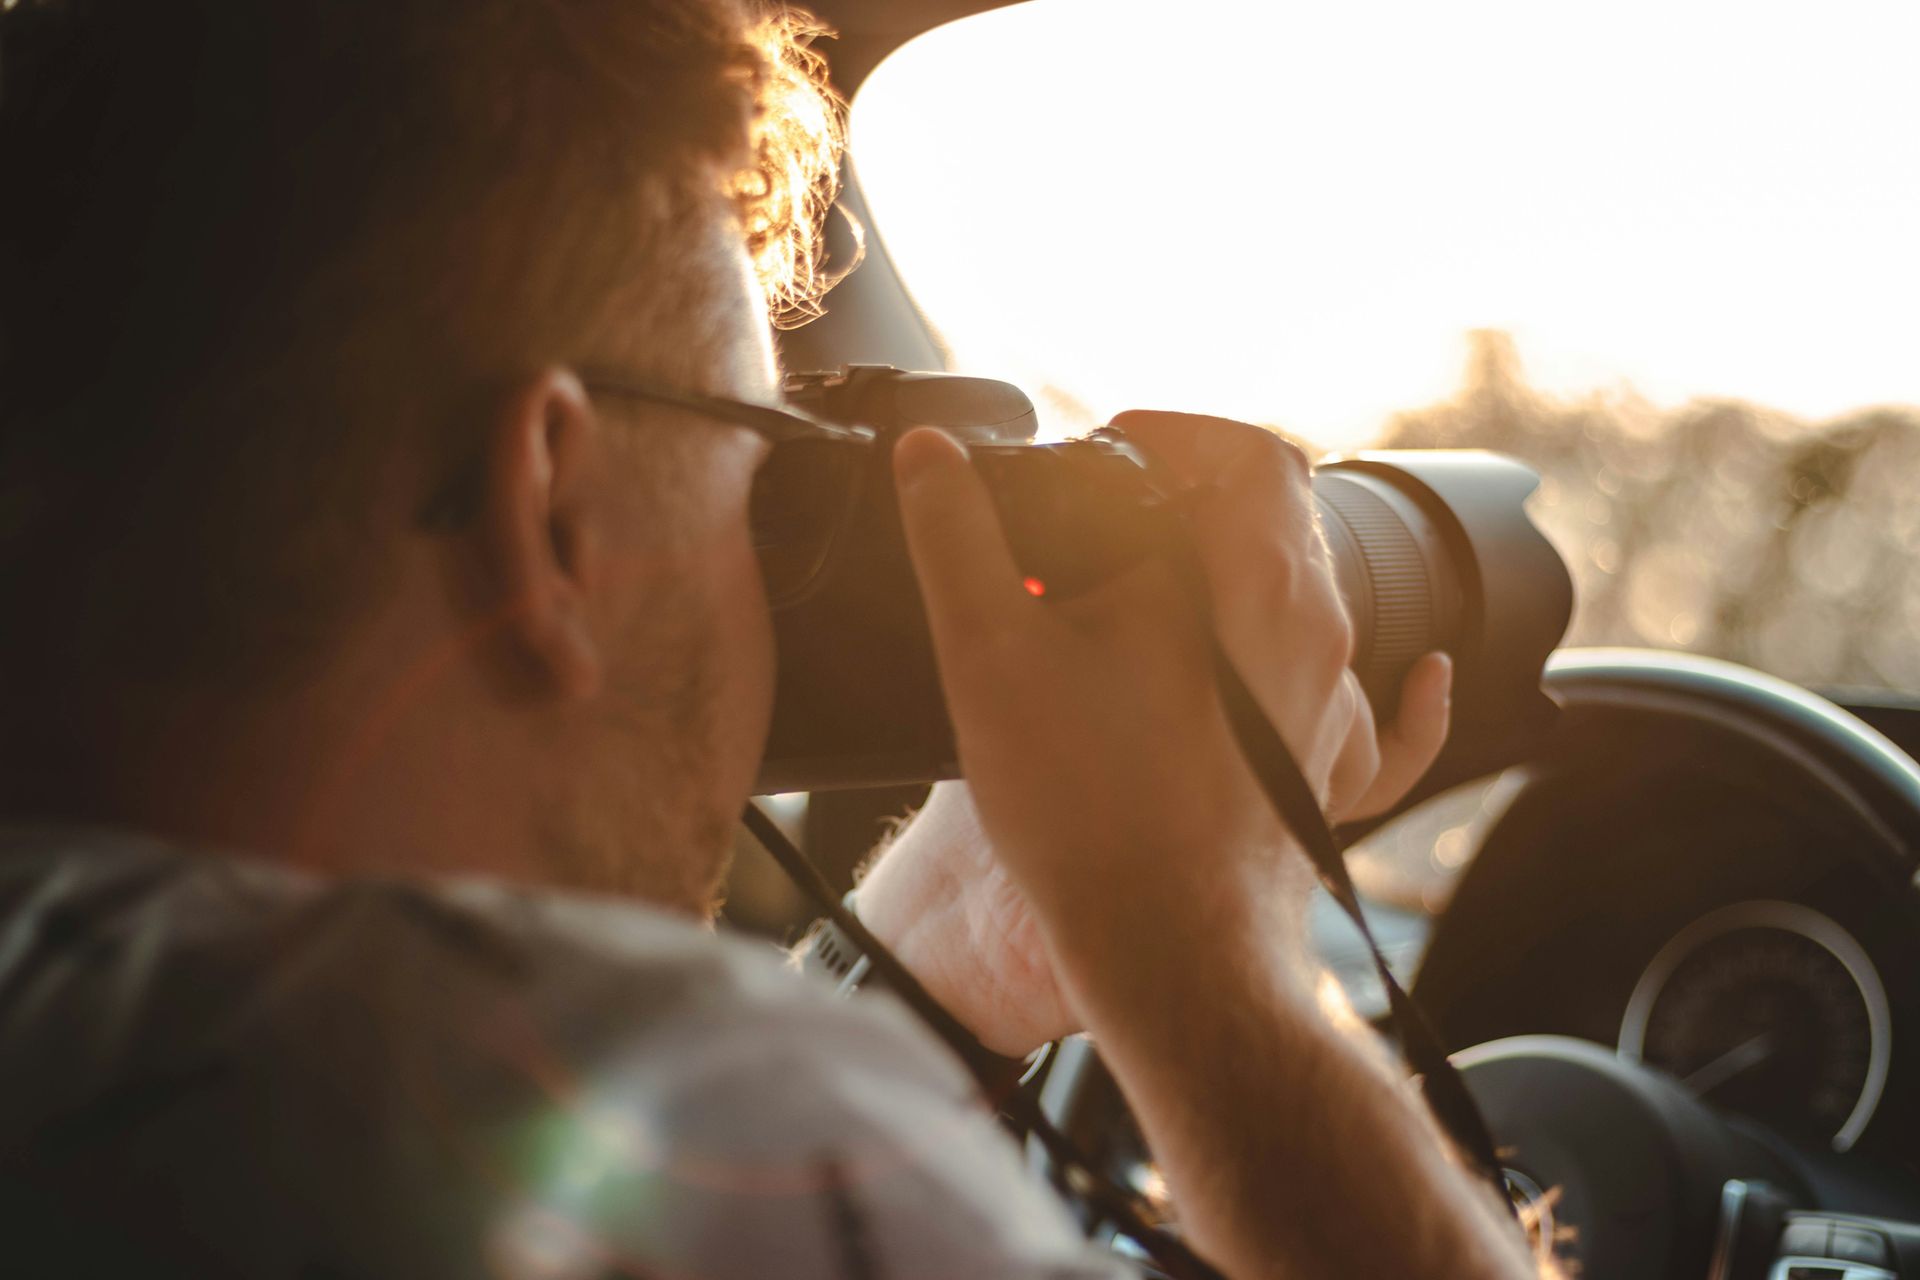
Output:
top-left (887, 412), bottom-right (1341, 937)
top-left (857, 413), bottom-right (1452, 1055)
top-left (873, 412), bottom-right (1535, 1279)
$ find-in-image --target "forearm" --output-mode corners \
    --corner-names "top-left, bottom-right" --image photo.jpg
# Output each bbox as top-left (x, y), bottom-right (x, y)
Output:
top-left (1048, 863), bottom-right (1540, 1280)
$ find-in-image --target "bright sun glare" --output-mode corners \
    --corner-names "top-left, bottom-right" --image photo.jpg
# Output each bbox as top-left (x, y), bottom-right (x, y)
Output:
top-left (851, 0), bottom-right (1920, 451)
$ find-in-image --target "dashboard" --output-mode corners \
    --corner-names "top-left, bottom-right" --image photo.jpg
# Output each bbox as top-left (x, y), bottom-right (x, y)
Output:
top-left (1389, 659), bottom-right (1920, 1182)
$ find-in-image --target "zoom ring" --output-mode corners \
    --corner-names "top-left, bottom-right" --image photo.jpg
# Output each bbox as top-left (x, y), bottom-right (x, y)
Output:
top-left (1315, 480), bottom-right (1435, 693)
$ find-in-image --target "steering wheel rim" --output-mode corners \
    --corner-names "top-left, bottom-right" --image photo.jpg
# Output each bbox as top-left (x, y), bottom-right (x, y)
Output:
top-left (1542, 648), bottom-right (1920, 867)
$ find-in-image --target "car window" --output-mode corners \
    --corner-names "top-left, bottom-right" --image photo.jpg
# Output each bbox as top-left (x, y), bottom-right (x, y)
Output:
top-left (851, 0), bottom-right (1920, 694)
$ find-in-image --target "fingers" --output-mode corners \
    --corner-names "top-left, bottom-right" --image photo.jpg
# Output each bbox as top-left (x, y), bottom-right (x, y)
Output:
top-left (1114, 410), bottom-right (1375, 826)
top-left (1117, 412), bottom-right (1324, 615)
top-left (894, 427), bottom-right (1030, 683)
top-left (1339, 652), bottom-right (1454, 822)
top-left (1108, 409), bottom-right (1288, 489)
top-left (1118, 413), bottom-right (1354, 779)
top-left (1127, 415), bottom-right (1325, 618)
top-left (1321, 671), bottom-right (1380, 815)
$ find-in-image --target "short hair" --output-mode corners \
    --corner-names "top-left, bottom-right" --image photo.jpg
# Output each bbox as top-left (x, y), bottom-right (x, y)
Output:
top-left (0, 0), bottom-right (841, 699)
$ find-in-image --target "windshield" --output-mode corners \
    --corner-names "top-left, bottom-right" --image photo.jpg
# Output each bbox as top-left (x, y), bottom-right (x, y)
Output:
top-left (851, 0), bottom-right (1920, 696)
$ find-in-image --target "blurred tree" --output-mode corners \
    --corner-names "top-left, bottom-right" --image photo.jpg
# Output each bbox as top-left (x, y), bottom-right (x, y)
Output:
top-left (1385, 332), bottom-right (1920, 691)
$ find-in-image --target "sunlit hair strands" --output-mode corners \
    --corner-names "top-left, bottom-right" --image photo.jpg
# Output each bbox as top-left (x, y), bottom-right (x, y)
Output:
top-left (738, 6), bottom-right (850, 328)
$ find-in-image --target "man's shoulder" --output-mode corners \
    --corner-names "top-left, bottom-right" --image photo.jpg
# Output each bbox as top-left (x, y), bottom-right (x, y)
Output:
top-left (0, 823), bottom-right (973, 1136)
top-left (0, 826), bottom-right (1125, 1279)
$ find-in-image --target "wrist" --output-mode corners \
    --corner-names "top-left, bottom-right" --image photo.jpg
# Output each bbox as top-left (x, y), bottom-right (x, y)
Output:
top-left (851, 786), bottom-right (975, 947)
top-left (802, 888), bottom-right (1050, 1081)
top-left (1033, 846), bottom-right (1323, 1045)
top-left (1030, 831), bottom-right (1316, 967)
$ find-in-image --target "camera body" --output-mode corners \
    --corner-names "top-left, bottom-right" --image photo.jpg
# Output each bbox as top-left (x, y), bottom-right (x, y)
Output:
top-left (757, 366), bottom-right (1572, 796)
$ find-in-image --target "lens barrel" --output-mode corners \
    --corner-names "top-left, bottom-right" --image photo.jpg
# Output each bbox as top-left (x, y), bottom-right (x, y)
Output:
top-left (1314, 470), bottom-right (1462, 717)
top-left (757, 368), bottom-right (1571, 796)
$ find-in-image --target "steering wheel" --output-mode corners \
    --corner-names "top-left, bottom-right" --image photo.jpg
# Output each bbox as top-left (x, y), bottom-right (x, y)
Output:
top-left (1031, 649), bottom-right (1920, 1279)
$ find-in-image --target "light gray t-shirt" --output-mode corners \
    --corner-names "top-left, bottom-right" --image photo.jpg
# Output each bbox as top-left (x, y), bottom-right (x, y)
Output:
top-left (0, 826), bottom-right (1130, 1279)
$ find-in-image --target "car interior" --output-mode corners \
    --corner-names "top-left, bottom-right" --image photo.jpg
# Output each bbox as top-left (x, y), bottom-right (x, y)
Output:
top-left (732, 1), bottom-right (1920, 1277)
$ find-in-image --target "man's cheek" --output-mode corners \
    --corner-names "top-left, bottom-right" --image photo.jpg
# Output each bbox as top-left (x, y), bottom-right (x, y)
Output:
top-left (715, 520), bottom-right (777, 760)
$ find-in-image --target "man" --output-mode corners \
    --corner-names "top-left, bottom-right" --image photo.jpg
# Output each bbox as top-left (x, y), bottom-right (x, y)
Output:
top-left (0, 1), bottom-right (1540, 1275)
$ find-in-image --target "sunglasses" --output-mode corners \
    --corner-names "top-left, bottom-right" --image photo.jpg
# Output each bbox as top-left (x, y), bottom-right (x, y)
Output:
top-left (418, 375), bottom-right (878, 610)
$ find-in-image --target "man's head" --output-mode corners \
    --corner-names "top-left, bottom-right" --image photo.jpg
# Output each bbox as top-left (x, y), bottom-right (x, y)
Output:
top-left (0, 0), bottom-right (842, 913)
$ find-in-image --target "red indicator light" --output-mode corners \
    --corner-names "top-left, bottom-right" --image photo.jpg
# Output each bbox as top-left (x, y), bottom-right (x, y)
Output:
top-left (1023, 576), bottom-right (1048, 598)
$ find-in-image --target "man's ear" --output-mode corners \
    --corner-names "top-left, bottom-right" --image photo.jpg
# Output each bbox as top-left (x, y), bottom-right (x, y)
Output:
top-left (476, 367), bottom-right (604, 699)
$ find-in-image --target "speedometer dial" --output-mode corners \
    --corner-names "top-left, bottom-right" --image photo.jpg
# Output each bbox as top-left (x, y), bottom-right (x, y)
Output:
top-left (1618, 900), bottom-right (1891, 1152)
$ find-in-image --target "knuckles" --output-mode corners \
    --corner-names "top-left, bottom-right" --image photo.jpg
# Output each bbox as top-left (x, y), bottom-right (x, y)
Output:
top-left (1207, 521), bottom-right (1345, 626)
top-left (1301, 593), bottom-right (1357, 678)
top-left (1231, 423), bottom-right (1310, 480)
top-left (1325, 611), bottom-right (1358, 675)
top-left (1111, 411), bottom-right (1312, 491)
top-left (1264, 431), bottom-right (1313, 480)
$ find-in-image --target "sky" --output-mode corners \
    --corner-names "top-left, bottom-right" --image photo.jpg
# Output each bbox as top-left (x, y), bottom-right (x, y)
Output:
top-left (850, 0), bottom-right (1920, 451)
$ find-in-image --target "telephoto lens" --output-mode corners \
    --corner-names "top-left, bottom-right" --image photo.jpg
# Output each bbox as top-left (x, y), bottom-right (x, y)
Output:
top-left (754, 367), bottom-right (1571, 796)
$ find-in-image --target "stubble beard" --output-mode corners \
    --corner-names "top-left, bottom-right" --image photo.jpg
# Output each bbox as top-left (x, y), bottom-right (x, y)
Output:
top-left (534, 613), bottom-right (739, 920)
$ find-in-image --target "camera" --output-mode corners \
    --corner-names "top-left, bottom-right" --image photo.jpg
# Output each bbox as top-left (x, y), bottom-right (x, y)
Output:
top-left (756, 366), bottom-right (1572, 796)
